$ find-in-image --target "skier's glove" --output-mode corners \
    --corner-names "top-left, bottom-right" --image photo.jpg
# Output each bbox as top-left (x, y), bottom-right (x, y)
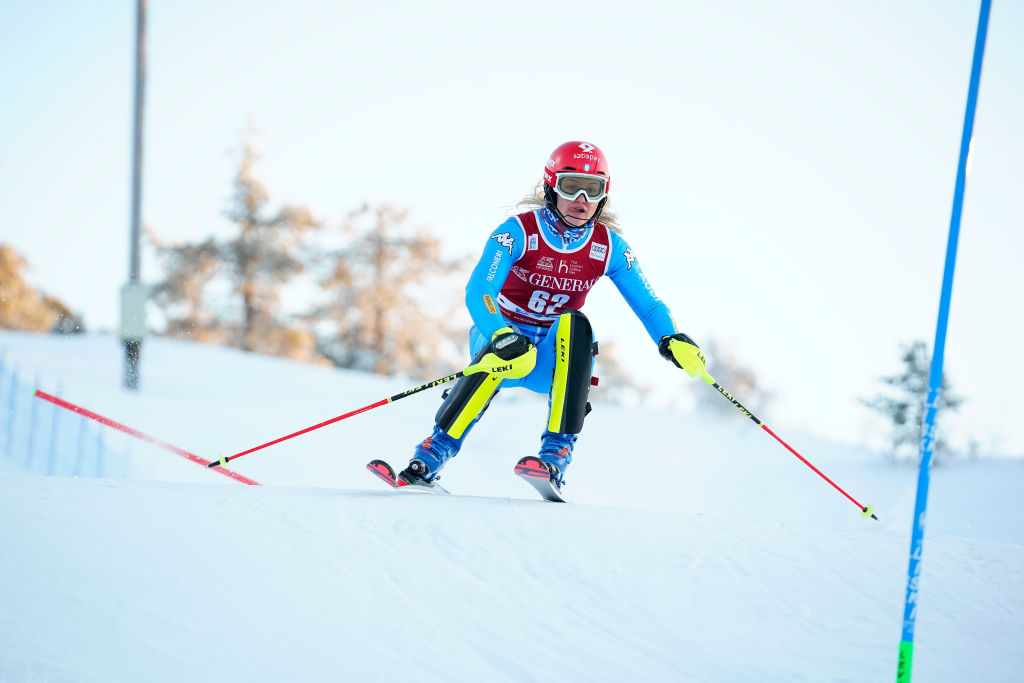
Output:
top-left (466, 326), bottom-right (537, 379)
top-left (659, 333), bottom-right (715, 385)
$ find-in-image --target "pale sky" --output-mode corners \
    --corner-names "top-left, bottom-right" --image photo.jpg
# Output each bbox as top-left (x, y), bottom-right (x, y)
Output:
top-left (2, 1), bottom-right (1023, 454)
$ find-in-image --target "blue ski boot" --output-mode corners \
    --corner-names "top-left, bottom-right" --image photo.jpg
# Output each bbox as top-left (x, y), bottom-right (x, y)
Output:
top-left (399, 426), bottom-right (461, 485)
top-left (537, 431), bottom-right (577, 486)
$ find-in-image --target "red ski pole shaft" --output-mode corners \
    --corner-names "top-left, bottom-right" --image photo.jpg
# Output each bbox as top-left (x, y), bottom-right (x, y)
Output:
top-left (710, 381), bottom-right (878, 520)
top-left (33, 390), bottom-right (260, 485)
top-left (208, 369), bottom-right (466, 469)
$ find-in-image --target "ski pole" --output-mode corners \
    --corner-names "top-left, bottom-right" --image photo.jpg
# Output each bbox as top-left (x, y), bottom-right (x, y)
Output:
top-left (208, 334), bottom-right (540, 469)
top-left (34, 390), bottom-right (260, 485)
top-left (208, 369), bottom-right (467, 469)
top-left (710, 381), bottom-right (878, 520)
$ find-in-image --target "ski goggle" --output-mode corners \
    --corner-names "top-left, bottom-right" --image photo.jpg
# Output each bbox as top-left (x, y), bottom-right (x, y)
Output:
top-left (552, 172), bottom-right (608, 202)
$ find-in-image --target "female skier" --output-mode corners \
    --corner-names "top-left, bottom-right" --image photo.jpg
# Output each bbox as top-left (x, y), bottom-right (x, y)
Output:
top-left (397, 140), bottom-right (713, 496)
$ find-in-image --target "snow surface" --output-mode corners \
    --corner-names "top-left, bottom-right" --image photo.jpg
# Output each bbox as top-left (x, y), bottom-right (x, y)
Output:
top-left (1, 331), bottom-right (1022, 682)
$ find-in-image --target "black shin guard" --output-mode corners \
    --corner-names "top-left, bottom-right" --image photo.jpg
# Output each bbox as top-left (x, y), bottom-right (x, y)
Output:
top-left (547, 310), bottom-right (595, 435)
top-left (435, 344), bottom-right (503, 440)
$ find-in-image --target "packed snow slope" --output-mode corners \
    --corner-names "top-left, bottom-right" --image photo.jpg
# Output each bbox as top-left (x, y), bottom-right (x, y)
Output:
top-left (1, 331), bottom-right (1022, 682)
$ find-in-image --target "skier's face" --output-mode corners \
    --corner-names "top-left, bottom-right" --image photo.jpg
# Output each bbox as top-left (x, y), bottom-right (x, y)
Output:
top-left (555, 193), bottom-right (599, 227)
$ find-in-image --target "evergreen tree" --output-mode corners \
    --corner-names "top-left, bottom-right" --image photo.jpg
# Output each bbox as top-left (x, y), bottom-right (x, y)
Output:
top-left (860, 340), bottom-right (964, 463)
top-left (148, 233), bottom-right (224, 342)
top-left (221, 142), bottom-right (320, 354)
top-left (315, 203), bottom-right (469, 377)
top-left (148, 141), bottom-right (322, 362)
top-left (148, 136), bottom-right (475, 373)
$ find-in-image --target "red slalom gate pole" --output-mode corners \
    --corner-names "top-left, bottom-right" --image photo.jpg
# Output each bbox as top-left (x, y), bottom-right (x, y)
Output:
top-left (709, 381), bottom-right (877, 520)
top-left (34, 390), bottom-right (260, 486)
top-left (208, 369), bottom-right (467, 469)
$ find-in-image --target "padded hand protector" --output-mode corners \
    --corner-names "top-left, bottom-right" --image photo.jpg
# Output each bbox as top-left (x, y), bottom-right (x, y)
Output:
top-left (659, 333), bottom-right (715, 385)
top-left (466, 327), bottom-right (537, 379)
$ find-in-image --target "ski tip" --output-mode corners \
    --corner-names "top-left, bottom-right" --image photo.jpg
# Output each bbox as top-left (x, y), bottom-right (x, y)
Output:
top-left (366, 459), bottom-right (398, 488)
top-left (514, 456), bottom-right (550, 480)
top-left (514, 457), bottom-right (567, 503)
top-left (367, 459), bottom-right (395, 476)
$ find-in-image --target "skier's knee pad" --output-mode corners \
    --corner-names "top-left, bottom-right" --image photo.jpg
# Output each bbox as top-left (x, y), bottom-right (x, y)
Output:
top-left (547, 310), bottom-right (595, 435)
top-left (435, 344), bottom-right (503, 440)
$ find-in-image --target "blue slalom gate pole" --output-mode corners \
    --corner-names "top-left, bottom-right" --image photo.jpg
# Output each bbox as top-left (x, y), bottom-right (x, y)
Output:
top-left (896, 1), bottom-right (991, 680)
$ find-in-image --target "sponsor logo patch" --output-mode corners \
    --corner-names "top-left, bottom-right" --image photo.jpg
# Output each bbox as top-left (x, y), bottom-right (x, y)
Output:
top-left (492, 232), bottom-right (516, 254)
top-left (528, 234), bottom-right (538, 251)
top-left (536, 256), bottom-right (554, 271)
top-left (558, 259), bottom-right (584, 275)
top-left (483, 294), bottom-right (497, 315)
top-left (589, 243), bottom-right (607, 261)
top-left (525, 273), bottom-right (598, 292)
top-left (485, 250), bottom-right (503, 283)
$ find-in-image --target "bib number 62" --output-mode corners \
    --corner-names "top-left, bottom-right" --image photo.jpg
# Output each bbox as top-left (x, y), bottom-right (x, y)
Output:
top-left (527, 290), bottom-right (570, 315)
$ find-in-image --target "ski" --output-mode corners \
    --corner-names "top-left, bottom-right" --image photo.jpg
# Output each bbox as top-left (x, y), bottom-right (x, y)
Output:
top-left (366, 459), bottom-right (450, 495)
top-left (367, 457), bottom-right (565, 503)
top-left (514, 456), bottom-right (567, 503)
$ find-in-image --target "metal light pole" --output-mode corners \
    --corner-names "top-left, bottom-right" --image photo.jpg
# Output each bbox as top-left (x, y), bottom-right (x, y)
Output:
top-left (121, 0), bottom-right (148, 390)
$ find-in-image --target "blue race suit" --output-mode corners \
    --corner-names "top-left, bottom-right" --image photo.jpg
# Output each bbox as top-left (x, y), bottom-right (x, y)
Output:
top-left (409, 205), bottom-right (678, 478)
top-left (464, 206), bottom-right (676, 392)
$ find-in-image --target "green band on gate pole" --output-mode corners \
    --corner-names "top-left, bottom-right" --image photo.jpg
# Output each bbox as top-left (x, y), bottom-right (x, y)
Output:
top-left (897, 641), bottom-right (913, 682)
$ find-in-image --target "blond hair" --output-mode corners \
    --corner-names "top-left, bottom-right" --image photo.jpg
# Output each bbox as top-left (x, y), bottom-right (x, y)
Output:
top-left (511, 181), bottom-right (621, 234)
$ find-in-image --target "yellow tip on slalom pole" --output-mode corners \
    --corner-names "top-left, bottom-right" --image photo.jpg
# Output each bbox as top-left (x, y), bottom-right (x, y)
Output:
top-left (861, 505), bottom-right (878, 520)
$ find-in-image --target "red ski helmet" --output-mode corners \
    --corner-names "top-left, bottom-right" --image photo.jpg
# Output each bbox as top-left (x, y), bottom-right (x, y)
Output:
top-left (543, 141), bottom-right (611, 198)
